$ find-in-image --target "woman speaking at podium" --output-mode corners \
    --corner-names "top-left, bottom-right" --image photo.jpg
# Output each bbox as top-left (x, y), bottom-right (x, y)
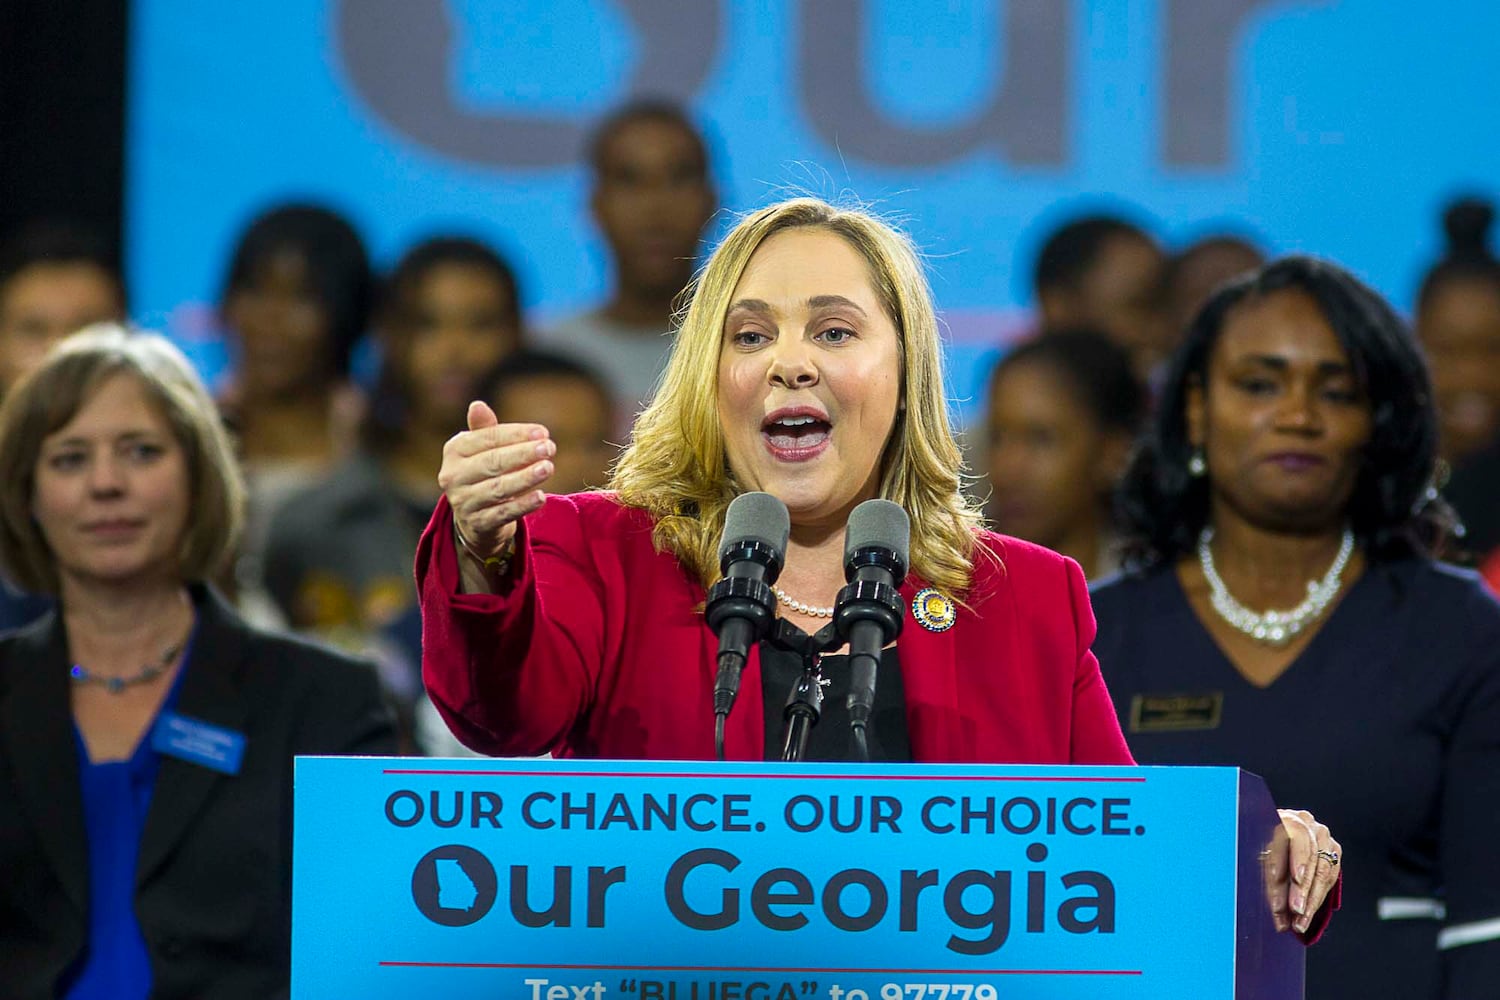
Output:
top-left (416, 198), bottom-right (1340, 936)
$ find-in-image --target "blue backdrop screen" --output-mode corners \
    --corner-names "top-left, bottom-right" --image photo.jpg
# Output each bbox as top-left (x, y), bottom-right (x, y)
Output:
top-left (127, 1), bottom-right (1500, 410)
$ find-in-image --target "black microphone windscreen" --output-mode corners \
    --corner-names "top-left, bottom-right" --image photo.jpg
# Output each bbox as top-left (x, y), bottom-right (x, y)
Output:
top-left (845, 499), bottom-right (910, 566)
top-left (720, 491), bottom-right (790, 560)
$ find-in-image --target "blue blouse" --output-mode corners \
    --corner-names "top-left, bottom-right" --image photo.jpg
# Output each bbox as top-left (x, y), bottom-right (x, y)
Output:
top-left (60, 649), bottom-right (190, 1000)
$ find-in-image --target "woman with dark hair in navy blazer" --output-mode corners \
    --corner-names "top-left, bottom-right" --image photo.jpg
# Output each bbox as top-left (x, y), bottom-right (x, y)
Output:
top-left (0, 326), bottom-right (396, 1000)
top-left (1093, 256), bottom-right (1500, 999)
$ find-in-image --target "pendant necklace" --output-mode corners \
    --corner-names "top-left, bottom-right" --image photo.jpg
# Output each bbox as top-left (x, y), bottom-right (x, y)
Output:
top-left (70, 641), bottom-right (184, 695)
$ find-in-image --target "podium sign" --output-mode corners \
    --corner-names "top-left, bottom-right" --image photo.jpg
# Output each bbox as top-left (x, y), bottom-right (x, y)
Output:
top-left (293, 760), bottom-right (1301, 999)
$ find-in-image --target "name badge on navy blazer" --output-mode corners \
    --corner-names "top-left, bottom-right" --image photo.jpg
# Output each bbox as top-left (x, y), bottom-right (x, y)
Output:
top-left (151, 712), bottom-right (247, 774)
top-left (1129, 692), bottom-right (1223, 732)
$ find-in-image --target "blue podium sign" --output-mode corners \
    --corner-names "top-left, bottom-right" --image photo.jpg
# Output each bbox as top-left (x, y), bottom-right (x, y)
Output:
top-left (292, 760), bottom-right (1301, 999)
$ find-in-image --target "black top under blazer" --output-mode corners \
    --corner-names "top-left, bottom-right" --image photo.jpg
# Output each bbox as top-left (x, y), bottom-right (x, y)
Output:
top-left (0, 585), bottom-right (397, 1000)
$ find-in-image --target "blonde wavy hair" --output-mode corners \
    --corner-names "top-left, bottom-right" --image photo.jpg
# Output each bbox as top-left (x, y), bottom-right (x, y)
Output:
top-left (610, 198), bottom-right (986, 596)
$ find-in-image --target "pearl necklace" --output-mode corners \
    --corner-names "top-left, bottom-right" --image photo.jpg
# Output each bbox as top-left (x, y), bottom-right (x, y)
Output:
top-left (771, 584), bottom-right (834, 618)
top-left (1197, 527), bottom-right (1355, 647)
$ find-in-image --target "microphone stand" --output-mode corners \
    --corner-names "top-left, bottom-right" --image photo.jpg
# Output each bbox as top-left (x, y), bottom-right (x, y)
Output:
top-left (772, 618), bottom-right (843, 762)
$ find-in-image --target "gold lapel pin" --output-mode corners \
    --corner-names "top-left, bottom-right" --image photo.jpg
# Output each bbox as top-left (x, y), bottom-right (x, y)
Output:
top-left (912, 587), bottom-right (956, 632)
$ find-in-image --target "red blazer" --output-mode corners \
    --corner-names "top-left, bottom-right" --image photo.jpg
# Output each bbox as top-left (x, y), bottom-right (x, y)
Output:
top-left (417, 491), bottom-right (1133, 765)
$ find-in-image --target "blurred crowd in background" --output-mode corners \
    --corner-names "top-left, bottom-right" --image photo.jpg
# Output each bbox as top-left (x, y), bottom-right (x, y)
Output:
top-left (3, 98), bottom-right (1498, 753)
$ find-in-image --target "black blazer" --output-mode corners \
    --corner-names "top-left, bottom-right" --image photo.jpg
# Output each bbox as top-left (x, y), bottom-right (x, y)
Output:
top-left (0, 585), bottom-right (397, 999)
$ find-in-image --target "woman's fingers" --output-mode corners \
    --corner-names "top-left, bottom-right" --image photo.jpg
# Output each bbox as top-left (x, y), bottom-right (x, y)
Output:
top-left (440, 425), bottom-right (551, 485)
top-left (461, 489), bottom-right (548, 538)
top-left (1277, 809), bottom-right (1338, 933)
top-left (1261, 822), bottom-right (1292, 932)
top-left (489, 438), bottom-right (556, 479)
top-left (448, 441), bottom-right (554, 498)
top-left (1278, 810), bottom-right (1316, 916)
top-left (437, 405), bottom-right (557, 557)
top-left (1304, 832), bottom-right (1342, 931)
top-left (467, 399), bottom-right (499, 431)
top-left (447, 455), bottom-right (554, 549)
top-left (440, 420), bottom-right (553, 494)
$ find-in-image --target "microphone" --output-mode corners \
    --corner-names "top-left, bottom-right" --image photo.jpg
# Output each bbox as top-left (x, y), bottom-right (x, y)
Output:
top-left (834, 499), bottom-right (909, 758)
top-left (706, 492), bottom-right (789, 740)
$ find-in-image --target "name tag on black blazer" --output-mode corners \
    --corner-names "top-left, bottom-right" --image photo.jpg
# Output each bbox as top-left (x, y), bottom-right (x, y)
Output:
top-left (1129, 692), bottom-right (1224, 732)
top-left (151, 712), bottom-right (247, 774)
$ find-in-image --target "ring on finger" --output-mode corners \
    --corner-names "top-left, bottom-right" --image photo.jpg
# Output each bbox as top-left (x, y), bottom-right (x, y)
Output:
top-left (1316, 849), bottom-right (1340, 866)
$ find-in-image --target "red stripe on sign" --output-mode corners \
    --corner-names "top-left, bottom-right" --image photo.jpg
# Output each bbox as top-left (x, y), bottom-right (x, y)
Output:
top-left (377, 962), bottom-right (1142, 975)
top-left (379, 770), bottom-right (1146, 783)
